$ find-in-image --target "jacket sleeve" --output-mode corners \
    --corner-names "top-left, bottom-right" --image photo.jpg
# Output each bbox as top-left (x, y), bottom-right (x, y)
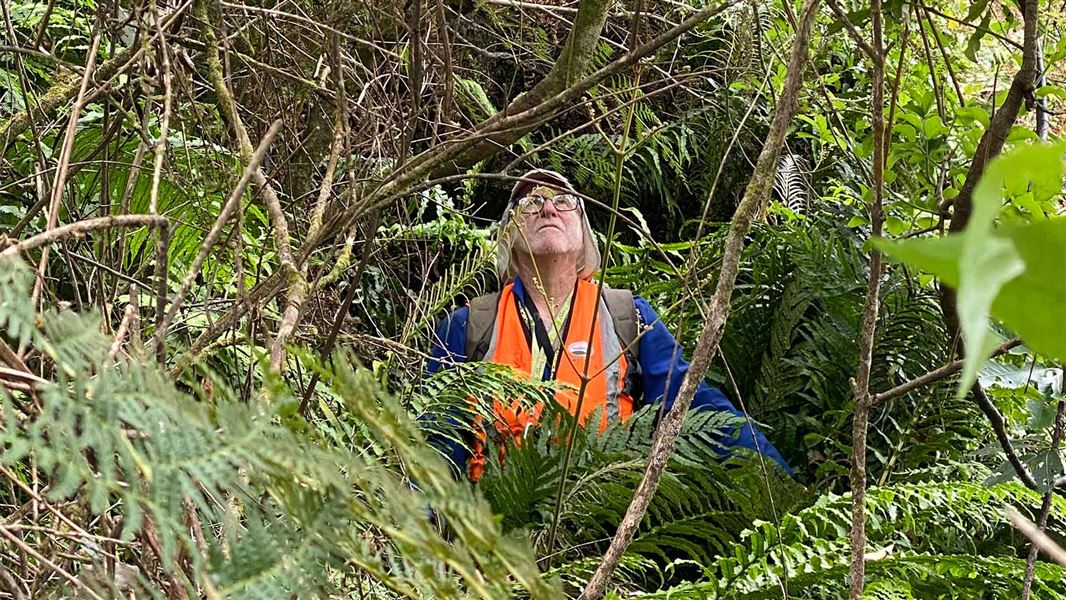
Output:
top-left (427, 306), bottom-right (469, 374)
top-left (424, 307), bottom-right (472, 476)
top-left (634, 297), bottom-right (791, 473)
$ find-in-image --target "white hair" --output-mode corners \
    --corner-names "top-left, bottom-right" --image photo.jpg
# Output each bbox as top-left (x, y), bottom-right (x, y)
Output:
top-left (495, 169), bottom-right (601, 280)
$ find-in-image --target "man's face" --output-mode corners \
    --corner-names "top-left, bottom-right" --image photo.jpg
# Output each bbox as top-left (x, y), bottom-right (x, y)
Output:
top-left (512, 184), bottom-right (584, 258)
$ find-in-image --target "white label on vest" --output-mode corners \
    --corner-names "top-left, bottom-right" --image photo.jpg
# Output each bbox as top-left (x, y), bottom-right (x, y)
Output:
top-left (568, 341), bottom-right (591, 357)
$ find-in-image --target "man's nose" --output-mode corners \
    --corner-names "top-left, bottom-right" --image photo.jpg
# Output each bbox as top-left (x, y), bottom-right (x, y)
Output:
top-left (538, 197), bottom-right (560, 217)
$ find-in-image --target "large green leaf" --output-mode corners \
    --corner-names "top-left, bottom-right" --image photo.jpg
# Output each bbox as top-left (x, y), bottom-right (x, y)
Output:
top-left (874, 143), bottom-right (1066, 398)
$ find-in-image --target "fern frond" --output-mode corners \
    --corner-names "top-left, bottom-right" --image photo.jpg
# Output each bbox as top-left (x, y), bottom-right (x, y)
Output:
top-left (689, 479), bottom-right (1066, 599)
top-left (0, 258), bottom-right (558, 599)
top-left (772, 153), bottom-right (811, 215)
top-left (400, 238), bottom-right (496, 348)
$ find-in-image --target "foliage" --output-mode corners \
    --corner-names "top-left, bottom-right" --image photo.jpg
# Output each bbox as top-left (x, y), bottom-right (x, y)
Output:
top-left (2, 0), bottom-right (1065, 596)
top-left (646, 479), bottom-right (1066, 598)
top-left (0, 257), bottom-right (556, 598)
top-left (876, 142), bottom-right (1066, 391)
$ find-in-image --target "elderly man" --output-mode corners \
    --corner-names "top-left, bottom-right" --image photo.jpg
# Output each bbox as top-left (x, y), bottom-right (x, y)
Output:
top-left (427, 169), bottom-right (789, 480)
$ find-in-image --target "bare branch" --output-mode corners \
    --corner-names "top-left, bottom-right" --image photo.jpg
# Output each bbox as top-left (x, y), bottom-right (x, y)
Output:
top-left (318, 0), bottom-right (741, 244)
top-left (825, 0), bottom-right (878, 61)
top-left (0, 525), bottom-right (106, 600)
top-left (32, 26), bottom-right (103, 308)
top-left (872, 338), bottom-right (1022, 404)
top-left (0, 1), bottom-right (192, 153)
top-left (849, 0), bottom-right (887, 591)
top-left (937, 0), bottom-right (1040, 491)
top-left (1009, 507), bottom-right (1066, 567)
top-left (156, 120), bottom-right (284, 345)
top-left (579, 0), bottom-right (821, 596)
top-left (1, 215), bottom-right (168, 258)
top-left (1022, 387), bottom-right (1066, 599)
top-left (199, 4), bottom-right (301, 372)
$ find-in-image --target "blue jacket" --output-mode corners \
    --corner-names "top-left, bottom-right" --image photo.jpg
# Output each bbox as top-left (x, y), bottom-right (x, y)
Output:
top-left (427, 277), bottom-right (790, 473)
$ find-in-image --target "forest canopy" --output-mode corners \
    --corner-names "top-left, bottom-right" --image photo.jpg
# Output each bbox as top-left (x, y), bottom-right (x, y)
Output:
top-left (0, 0), bottom-right (1065, 597)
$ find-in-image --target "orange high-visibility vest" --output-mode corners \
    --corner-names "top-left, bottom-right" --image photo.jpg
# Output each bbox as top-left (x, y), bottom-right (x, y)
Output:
top-left (468, 279), bottom-right (634, 481)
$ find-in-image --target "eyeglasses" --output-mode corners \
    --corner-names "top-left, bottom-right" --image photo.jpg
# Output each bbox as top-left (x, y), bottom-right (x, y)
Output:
top-left (514, 185), bottom-right (581, 215)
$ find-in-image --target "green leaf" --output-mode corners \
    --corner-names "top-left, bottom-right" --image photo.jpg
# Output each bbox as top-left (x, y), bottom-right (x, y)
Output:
top-left (826, 8), bottom-right (870, 35)
top-left (885, 215), bottom-right (908, 236)
top-left (874, 142), bottom-right (1066, 398)
top-left (1036, 85), bottom-right (1066, 100)
top-left (1006, 126), bottom-right (1040, 142)
top-left (873, 236), bottom-right (963, 286)
top-left (965, 0), bottom-right (989, 21)
top-left (923, 115), bottom-right (947, 139)
top-left (955, 105), bottom-right (990, 128)
top-left (1027, 391), bottom-right (1057, 431)
top-left (990, 220), bottom-right (1066, 359)
top-left (964, 11), bottom-right (992, 62)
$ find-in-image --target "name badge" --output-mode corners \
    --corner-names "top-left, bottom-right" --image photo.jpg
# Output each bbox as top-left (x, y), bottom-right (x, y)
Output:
top-left (567, 341), bottom-right (591, 357)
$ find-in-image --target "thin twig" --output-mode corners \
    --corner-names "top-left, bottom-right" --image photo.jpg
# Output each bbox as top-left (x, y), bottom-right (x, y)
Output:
top-left (299, 213), bottom-right (381, 416)
top-left (825, 0), bottom-right (878, 61)
top-left (1009, 508), bottom-right (1066, 567)
top-left (31, 25), bottom-right (103, 309)
top-left (975, 382), bottom-right (1040, 490)
top-left (1022, 386), bottom-right (1066, 599)
top-left (922, 7), bottom-right (965, 106)
top-left (109, 303), bottom-right (139, 359)
top-left (307, 42), bottom-right (347, 242)
top-left (0, 1), bottom-right (190, 153)
top-left (0, 366), bottom-right (49, 389)
top-left (872, 338), bottom-right (1022, 404)
top-left (848, 0), bottom-right (886, 592)
top-left (0, 525), bottom-right (106, 600)
top-left (156, 120), bottom-right (283, 345)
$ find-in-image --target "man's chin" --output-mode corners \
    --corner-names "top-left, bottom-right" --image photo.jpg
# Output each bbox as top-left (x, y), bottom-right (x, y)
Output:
top-left (529, 243), bottom-right (579, 257)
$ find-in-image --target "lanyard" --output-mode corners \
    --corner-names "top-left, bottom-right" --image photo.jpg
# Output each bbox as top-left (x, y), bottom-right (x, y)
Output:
top-left (515, 287), bottom-right (573, 380)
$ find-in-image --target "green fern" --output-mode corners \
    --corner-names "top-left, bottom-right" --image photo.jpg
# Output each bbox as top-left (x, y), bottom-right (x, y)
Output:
top-left (471, 400), bottom-right (804, 594)
top-left (0, 257), bottom-right (558, 598)
top-left (678, 479), bottom-right (1066, 599)
top-left (398, 239), bottom-right (497, 349)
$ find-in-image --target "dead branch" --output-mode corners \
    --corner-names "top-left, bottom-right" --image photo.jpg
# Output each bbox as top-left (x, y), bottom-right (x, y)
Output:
top-left (0, 524), bottom-right (107, 600)
top-left (0, 366), bottom-right (49, 389)
top-left (307, 39), bottom-right (348, 243)
top-left (31, 26), bottom-right (103, 309)
top-left (156, 120), bottom-right (283, 346)
top-left (0, 43), bottom-right (135, 153)
top-left (1, 215), bottom-right (168, 258)
top-left (316, 0), bottom-right (741, 248)
top-left (109, 303), bottom-right (140, 359)
top-left (579, 1), bottom-right (821, 596)
top-left (824, 0), bottom-right (877, 60)
top-left (299, 212), bottom-right (381, 416)
top-left (198, 4), bottom-right (301, 372)
top-left (0, 1), bottom-right (191, 154)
